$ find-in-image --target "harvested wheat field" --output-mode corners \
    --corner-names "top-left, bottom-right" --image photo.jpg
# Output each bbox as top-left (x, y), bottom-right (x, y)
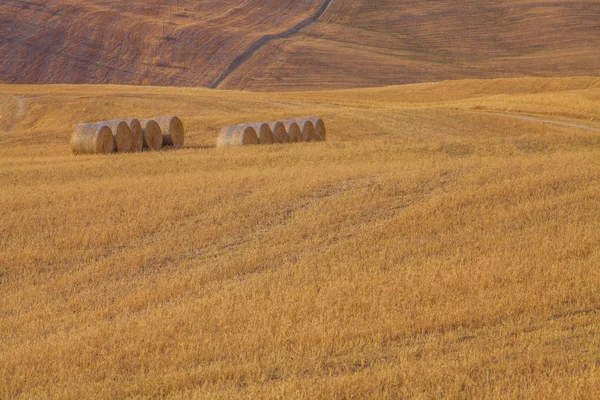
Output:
top-left (1, 77), bottom-right (600, 398)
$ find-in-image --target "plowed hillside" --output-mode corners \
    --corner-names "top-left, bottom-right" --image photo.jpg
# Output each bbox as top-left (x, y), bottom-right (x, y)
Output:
top-left (1, 0), bottom-right (599, 90)
top-left (0, 0), bottom-right (323, 86)
top-left (223, 0), bottom-right (600, 90)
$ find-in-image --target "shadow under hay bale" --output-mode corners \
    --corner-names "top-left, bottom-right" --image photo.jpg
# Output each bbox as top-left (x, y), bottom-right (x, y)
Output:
top-left (139, 119), bottom-right (163, 151)
top-left (154, 116), bottom-right (184, 148)
top-left (217, 125), bottom-right (258, 147)
top-left (71, 123), bottom-right (114, 155)
top-left (282, 121), bottom-right (302, 143)
top-left (103, 120), bottom-right (133, 153)
top-left (292, 118), bottom-right (318, 142)
top-left (268, 122), bottom-right (288, 143)
top-left (249, 123), bottom-right (274, 144)
top-left (309, 118), bottom-right (326, 141)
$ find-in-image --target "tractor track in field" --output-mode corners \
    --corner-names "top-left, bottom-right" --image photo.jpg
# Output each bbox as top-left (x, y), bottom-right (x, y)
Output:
top-left (478, 111), bottom-right (600, 132)
top-left (209, 0), bottom-right (334, 89)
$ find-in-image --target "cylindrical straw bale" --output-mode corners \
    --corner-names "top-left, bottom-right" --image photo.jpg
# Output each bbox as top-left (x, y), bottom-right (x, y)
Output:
top-left (139, 119), bottom-right (163, 151)
top-left (103, 120), bottom-right (133, 153)
top-left (309, 118), bottom-right (326, 141)
top-left (217, 125), bottom-right (258, 147)
top-left (71, 123), bottom-right (114, 155)
top-left (283, 121), bottom-right (302, 143)
top-left (268, 122), bottom-right (288, 143)
top-left (292, 118), bottom-right (318, 142)
top-left (249, 123), bottom-right (273, 145)
top-left (116, 118), bottom-right (143, 152)
top-left (154, 116), bottom-right (184, 148)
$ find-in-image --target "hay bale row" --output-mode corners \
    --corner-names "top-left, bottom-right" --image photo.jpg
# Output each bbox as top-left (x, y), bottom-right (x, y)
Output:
top-left (217, 125), bottom-right (258, 147)
top-left (154, 116), bottom-right (185, 148)
top-left (217, 118), bottom-right (326, 148)
top-left (71, 116), bottom-right (184, 155)
top-left (71, 124), bottom-right (114, 155)
top-left (139, 119), bottom-right (164, 151)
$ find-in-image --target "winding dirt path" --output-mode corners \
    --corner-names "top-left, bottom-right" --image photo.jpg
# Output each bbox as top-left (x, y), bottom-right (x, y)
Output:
top-left (480, 111), bottom-right (600, 132)
top-left (209, 0), bottom-right (334, 89)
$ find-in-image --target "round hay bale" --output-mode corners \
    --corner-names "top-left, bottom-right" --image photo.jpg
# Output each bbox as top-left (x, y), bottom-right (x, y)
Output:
top-left (139, 119), bottom-right (163, 151)
top-left (292, 118), bottom-right (318, 142)
top-left (309, 118), bottom-right (326, 141)
top-left (71, 123), bottom-right (114, 155)
top-left (103, 120), bottom-right (133, 153)
top-left (249, 123), bottom-right (274, 145)
top-left (283, 121), bottom-right (302, 143)
top-left (118, 118), bottom-right (143, 152)
top-left (154, 116), bottom-right (184, 148)
top-left (268, 122), bottom-right (288, 143)
top-left (217, 125), bottom-right (258, 147)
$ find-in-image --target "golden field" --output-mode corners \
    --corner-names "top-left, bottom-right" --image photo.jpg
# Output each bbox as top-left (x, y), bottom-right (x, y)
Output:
top-left (1, 77), bottom-right (600, 398)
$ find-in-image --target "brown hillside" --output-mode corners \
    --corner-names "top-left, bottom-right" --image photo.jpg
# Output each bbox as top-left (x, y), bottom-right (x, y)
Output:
top-left (222, 0), bottom-right (600, 90)
top-left (0, 1), bottom-right (599, 89)
top-left (0, 0), bottom-right (322, 86)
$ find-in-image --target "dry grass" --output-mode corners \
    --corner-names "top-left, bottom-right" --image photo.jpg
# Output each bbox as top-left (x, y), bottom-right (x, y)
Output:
top-left (1, 77), bottom-right (599, 399)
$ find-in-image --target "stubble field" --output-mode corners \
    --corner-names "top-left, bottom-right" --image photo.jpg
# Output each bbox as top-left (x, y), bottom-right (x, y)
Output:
top-left (1, 76), bottom-right (599, 398)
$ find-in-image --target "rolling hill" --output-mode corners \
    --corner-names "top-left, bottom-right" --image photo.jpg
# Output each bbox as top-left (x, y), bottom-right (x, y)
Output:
top-left (1, 0), bottom-right (600, 397)
top-left (0, 0), bottom-right (323, 86)
top-left (1, 77), bottom-right (599, 397)
top-left (1, 0), bottom-right (598, 89)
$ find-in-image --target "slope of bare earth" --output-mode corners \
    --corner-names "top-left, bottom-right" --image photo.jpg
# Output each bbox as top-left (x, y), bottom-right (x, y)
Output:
top-left (1, 77), bottom-right (599, 398)
top-left (222, 0), bottom-right (600, 90)
top-left (1, 1), bottom-right (599, 89)
top-left (0, 0), bottom-right (323, 86)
